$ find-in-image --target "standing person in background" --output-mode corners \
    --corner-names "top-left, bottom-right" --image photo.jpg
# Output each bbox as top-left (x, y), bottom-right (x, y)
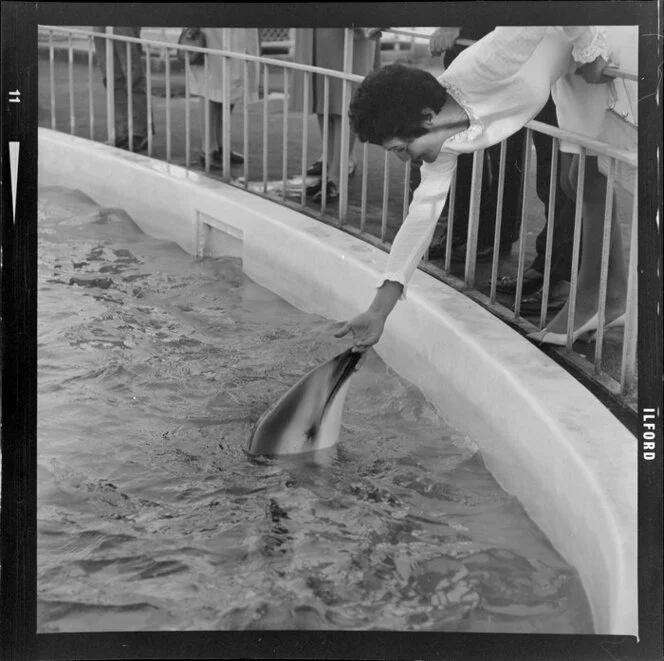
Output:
top-left (93, 27), bottom-right (150, 152)
top-left (290, 28), bottom-right (379, 203)
top-left (187, 28), bottom-right (260, 169)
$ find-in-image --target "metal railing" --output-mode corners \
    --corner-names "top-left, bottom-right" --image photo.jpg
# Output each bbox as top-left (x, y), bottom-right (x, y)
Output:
top-left (38, 25), bottom-right (638, 410)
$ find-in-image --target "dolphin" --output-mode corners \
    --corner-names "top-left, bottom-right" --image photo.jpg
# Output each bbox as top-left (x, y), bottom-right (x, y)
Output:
top-left (246, 348), bottom-right (362, 457)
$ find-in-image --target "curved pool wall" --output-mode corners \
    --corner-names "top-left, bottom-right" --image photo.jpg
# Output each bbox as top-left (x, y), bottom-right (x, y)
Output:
top-left (38, 128), bottom-right (637, 635)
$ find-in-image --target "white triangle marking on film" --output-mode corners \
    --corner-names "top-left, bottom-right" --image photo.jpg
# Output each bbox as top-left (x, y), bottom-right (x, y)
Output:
top-left (9, 141), bottom-right (20, 223)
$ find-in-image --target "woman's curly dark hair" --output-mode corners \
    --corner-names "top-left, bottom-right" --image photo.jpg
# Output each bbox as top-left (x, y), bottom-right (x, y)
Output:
top-left (349, 63), bottom-right (448, 145)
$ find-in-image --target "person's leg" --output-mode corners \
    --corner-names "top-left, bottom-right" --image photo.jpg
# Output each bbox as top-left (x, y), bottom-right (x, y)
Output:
top-left (112, 29), bottom-right (146, 147)
top-left (488, 129), bottom-right (525, 251)
top-left (198, 98), bottom-right (222, 166)
top-left (529, 96), bottom-right (576, 282)
top-left (94, 33), bottom-right (129, 145)
top-left (538, 154), bottom-right (627, 334)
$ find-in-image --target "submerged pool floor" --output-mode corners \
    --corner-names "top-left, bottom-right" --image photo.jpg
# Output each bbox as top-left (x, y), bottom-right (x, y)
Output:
top-left (37, 186), bottom-right (593, 633)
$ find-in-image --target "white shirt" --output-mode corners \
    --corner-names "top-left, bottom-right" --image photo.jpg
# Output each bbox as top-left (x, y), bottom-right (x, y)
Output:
top-left (381, 26), bottom-right (610, 295)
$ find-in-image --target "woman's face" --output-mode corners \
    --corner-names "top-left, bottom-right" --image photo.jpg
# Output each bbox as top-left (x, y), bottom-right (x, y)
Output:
top-left (382, 108), bottom-right (467, 164)
top-left (382, 132), bottom-right (444, 165)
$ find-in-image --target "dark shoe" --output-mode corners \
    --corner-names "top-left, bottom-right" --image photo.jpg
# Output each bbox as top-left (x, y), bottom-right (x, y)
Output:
top-left (306, 160), bottom-right (356, 177)
top-left (201, 149), bottom-right (244, 168)
top-left (309, 180), bottom-right (339, 203)
top-left (451, 242), bottom-right (511, 264)
top-left (495, 269), bottom-right (544, 295)
top-left (130, 135), bottom-right (148, 152)
top-left (519, 281), bottom-right (570, 315)
top-left (227, 149), bottom-right (244, 165)
top-left (306, 160), bottom-right (323, 176)
top-left (199, 151), bottom-right (224, 170)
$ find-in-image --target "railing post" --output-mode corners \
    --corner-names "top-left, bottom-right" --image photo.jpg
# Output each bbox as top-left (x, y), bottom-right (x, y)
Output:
top-left (204, 53), bottom-right (210, 171)
top-left (146, 42), bottom-right (153, 156)
top-left (300, 71), bottom-right (310, 206)
top-left (88, 35), bottom-right (94, 140)
top-left (184, 51), bottom-right (190, 168)
top-left (105, 27), bottom-right (115, 146)
top-left (593, 159), bottom-right (617, 372)
top-left (282, 66), bottom-right (289, 197)
top-left (338, 27), bottom-right (354, 225)
top-left (127, 40), bottom-right (133, 151)
top-left (489, 140), bottom-right (507, 304)
top-left (68, 33), bottom-right (75, 135)
top-left (464, 149), bottom-right (485, 288)
top-left (262, 64), bottom-right (269, 192)
top-left (513, 129), bottom-right (533, 318)
top-left (243, 58), bottom-right (249, 187)
top-left (49, 30), bottom-right (56, 129)
top-left (620, 181), bottom-right (638, 393)
top-left (320, 76), bottom-right (330, 214)
top-left (165, 46), bottom-right (171, 163)
top-left (539, 137), bottom-right (560, 329)
top-left (381, 150), bottom-right (390, 242)
top-left (565, 149), bottom-right (587, 351)
top-left (222, 28), bottom-right (231, 178)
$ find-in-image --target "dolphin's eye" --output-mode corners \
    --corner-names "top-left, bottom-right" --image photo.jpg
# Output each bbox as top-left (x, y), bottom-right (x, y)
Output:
top-left (305, 425), bottom-right (318, 442)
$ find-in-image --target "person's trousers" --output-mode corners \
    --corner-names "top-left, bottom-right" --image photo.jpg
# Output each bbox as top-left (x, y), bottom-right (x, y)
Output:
top-left (94, 27), bottom-right (148, 141)
top-left (529, 95), bottom-right (577, 282)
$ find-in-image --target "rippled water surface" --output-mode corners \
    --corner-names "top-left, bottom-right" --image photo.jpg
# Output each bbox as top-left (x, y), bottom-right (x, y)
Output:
top-left (37, 187), bottom-right (593, 633)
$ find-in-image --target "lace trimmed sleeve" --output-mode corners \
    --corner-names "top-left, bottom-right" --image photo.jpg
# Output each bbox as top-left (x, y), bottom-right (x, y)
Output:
top-left (557, 26), bottom-right (610, 64)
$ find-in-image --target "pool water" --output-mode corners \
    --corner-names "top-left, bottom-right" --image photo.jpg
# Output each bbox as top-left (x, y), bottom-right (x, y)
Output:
top-left (37, 186), bottom-right (594, 633)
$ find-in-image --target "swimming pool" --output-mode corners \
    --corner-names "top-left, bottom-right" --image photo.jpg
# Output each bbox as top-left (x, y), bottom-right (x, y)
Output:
top-left (37, 186), bottom-right (593, 633)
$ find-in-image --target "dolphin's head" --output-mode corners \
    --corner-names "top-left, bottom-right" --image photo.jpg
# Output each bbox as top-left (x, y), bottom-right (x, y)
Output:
top-left (246, 348), bottom-right (362, 457)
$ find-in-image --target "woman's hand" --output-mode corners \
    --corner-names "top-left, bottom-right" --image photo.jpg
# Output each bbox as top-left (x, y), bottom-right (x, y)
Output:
top-left (576, 55), bottom-right (612, 84)
top-left (429, 27), bottom-right (461, 56)
top-left (334, 310), bottom-right (386, 353)
top-left (334, 280), bottom-right (403, 367)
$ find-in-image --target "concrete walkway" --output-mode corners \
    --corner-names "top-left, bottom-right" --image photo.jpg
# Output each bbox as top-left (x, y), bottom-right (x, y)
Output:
top-left (37, 43), bottom-right (636, 411)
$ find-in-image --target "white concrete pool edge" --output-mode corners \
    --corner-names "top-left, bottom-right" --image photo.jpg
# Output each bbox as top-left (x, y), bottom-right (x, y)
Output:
top-left (38, 128), bottom-right (637, 635)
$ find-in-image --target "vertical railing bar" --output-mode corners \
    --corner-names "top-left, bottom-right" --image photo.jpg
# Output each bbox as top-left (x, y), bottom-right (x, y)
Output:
top-left (127, 41), bottom-right (134, 151)
top-left (620, 180), bottom-right (638, 393)
top-left (513, 130), bottom-right (533, 317)
top-left (165, 47), bottom-right (171, 163)
top-left (243, 58), bottom-right (249, 188)
top-left (464, 149), bottom-right (485, 289)
top-left (320, 76), bottom-right (330, 215)
top-left (593, 158), bottom-right (616, 372)
top-left (105, 28), bottom-right (115, 146)
top-left (402, 160), bottom-right (412, 222)
top-left (338, 28), bottom-right (354, 225)
top-left (204, 53), bottom-right (210, 172)
top-left (381, 151), bottom-right (390, 242)
top-left (49, 31), bottom-right (56, 130)
top-left (282, 66), bottom-right (289, 199)
top-left (565, 148), bottom-right (586, 351)
top-left (146, 43), bottom-right (153, 157)
top-left (262, 64), bottom-right (269, 193)
top-left (184, 51), bottom-right (190, 168)
top-left (360, 141), bottom-right (369, 233)
top-left (88, 35), bottom-right (94, 140)
top-left (539, 137), bottom-right (560, 329)
top-left (222, 32), bottom-right (231, 178)
top-left (300, 71), bottom-right (310, 206)
top-left (489, 140), bottom-right (507, 304)
top-left (444, 169), bottom-right (457, 272)
top-left (68, 33), bottom-right (75, 135)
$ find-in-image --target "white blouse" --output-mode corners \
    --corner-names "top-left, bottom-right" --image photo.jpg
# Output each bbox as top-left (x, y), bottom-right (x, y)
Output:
top-left (381, 26), bottom-right (610, 296)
